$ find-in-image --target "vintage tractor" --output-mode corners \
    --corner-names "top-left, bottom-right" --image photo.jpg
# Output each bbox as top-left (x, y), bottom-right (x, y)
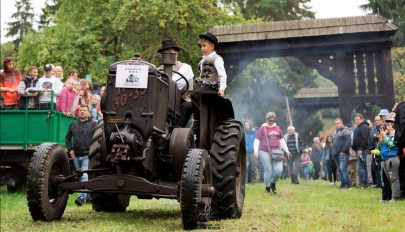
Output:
top-left (26, 52), bottom-right (246, 229)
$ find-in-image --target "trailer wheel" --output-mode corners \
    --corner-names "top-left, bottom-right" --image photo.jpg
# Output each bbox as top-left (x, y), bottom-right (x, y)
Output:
top-left (210, 119), bottom-right (246, 220)
top-left (180, 149), bottom-right (212, 230)
top-left (89, 120), bottom-right (129, 212)
top-left (27, 143), bottom-right (70, 221)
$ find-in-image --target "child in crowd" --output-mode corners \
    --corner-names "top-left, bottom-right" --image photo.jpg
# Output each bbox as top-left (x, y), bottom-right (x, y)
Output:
top-left (301, 149), bottom-right (313, 180)
top-left (79, 79), bottom-right (91, 106)
top-left (377, 117), bottom-right (401, 201)
top-left (70, 80), bottom-right (81, 115)
top-left (56, 78), bottom-right (76, 115)
top-left (99, 86), bottom-right (106, 97)
top-left (17, 66), bottom-right (39, 110)
top-left (89, 94), bottom-right (102, 120)
top-left (73, 79), bottom-right (91, 116)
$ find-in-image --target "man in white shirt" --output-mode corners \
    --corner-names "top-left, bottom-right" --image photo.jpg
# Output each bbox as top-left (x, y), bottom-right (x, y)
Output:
top-left (35, 64), bottom-right (63, 109)
top-left (158, 40), bottom-right (194, 127)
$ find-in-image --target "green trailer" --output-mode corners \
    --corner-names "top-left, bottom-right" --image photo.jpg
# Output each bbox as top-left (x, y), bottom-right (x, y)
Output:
top-left (0, 103), bottom-right (75, 192)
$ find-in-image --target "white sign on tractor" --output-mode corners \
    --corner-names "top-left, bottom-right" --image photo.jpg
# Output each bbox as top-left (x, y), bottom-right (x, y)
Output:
top-left (116, 65), bottom-right (148, 88)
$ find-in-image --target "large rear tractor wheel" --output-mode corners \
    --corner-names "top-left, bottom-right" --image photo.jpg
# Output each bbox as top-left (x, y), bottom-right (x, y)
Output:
top-left (27, 143), bottom-right (70, 221)
top-left (180, 149), bottom-right (212, 230)
top-left (89, 120), bottom-right (130, 212)
top-left (210, 119), bottom-right (246, 220)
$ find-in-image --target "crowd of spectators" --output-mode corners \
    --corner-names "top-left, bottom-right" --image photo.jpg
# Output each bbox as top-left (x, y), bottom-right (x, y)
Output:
top-left (0, 57), bottom-right (104, 121)
top-left (244, 108), bottom-right (405, 202)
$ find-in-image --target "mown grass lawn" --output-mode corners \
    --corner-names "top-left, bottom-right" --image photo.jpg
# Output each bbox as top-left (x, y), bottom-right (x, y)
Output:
top-left (1, 179), bottom-right (404, 231)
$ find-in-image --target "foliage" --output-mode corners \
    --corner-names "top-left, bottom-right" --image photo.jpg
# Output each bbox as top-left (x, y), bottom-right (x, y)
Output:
top-left (38, 0), bottom-right (62, 29)
top-left (360, 0), bottom-right (405, 46)
top-left (222, 0), bottom-right (315, 21)
top-left (296, 112), bottom-right (324, 146)
top-left (5, 0), bottom-right (35, 49)
top-left (227, 57), bottom-right (322, 145)
top-left (17, 24), bottom-right (104, 79)
top-left (0, 42), bottom-right (17, 66)
top-left (17, 0), bottom-right (244, 81)
top-left (2, 181), bottom-right (405, 231)
top-left (392, 47), bottom-right (405, 102)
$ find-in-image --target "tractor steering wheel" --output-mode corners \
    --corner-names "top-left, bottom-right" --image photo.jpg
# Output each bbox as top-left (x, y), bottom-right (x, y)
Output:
top-left (172, 70), bottom-right (189, 92)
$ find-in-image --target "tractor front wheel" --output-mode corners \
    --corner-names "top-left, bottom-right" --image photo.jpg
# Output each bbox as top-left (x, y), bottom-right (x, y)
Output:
top-left (180, 149), bottom-right (212, 230)
top-left (27, 143), bottom-right (70, 221)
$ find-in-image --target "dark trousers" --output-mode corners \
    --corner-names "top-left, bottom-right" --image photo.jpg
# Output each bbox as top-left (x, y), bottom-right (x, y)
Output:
top-left (399, 155), bottom-right (405, 199)
top-left (327, 158), bottom-right (337, 183)
top-left (357, 150), bottom-right (368, 187)
top-left (371, 156), bottom-right (382, 187)
top-left (246, 153), bottom-right (258, 183)
top-left (3, 104), bottom-right (18, 110)
top-left (312, 161), bottom-right (321, 180)
top-left (190, 87), bottom-right (230, 147)
top-left (39, 102), bottom-right (51, 110)
top-left (281, 161), bottom-right (289, 179)
top-left (175, 100), bottom-right (193, 128)
top-left (381, 165), bottom-right (392, 201)
top-left (287, 154), bottom-right (301, 183)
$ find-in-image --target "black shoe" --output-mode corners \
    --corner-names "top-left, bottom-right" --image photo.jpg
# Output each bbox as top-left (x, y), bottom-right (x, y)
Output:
top-left (75, 197), bottom-right (85, 206)
top-left (270, 183), bottom-right (277, 194)
top-left (265, 186), bottom-right (271, 193)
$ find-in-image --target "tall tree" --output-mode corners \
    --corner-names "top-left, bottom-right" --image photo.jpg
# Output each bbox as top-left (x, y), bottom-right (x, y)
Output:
top-left (6, 0), bottom-right (34, 48)
top-left (222, 0), bottom-right (315, 21)
top-left (392, 47), bottom-right (405, 102)
top-left (360, 0), bottom-right (405, 46)
top-left (38, 0), bottom-right (63, 29)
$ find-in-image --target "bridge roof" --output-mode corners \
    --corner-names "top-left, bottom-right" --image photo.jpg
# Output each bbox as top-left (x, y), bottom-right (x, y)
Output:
top-left (211, 15), bottom-right (398, 43)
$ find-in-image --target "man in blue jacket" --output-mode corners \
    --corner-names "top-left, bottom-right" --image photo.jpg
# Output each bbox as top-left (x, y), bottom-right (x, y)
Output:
top-left (245, 120), bottom-right (257, 183)
top-left (332, 118), bottom-right (352, 189)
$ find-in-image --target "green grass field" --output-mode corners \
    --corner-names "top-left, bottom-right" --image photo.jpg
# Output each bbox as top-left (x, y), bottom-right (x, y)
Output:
top-left (1, 180), bottom-right (404, 232)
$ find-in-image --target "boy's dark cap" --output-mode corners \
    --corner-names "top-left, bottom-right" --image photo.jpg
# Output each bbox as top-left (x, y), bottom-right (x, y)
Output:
top-left (44, 64), bottom-right (52, 71)
top-left (199, 32), bottom-right (218, 46)
top-left (158, 40), bottom-right (181, 53)
top-left (385, 118), bottom-right (395, 123)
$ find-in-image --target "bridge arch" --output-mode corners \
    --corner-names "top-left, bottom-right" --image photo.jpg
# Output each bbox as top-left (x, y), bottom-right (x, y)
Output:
top-left (212, 15), bottom-right (398, 123)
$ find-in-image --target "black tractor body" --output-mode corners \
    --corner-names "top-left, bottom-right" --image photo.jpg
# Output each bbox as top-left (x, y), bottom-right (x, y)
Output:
top-left (27, 53), bottom-right (246, 229)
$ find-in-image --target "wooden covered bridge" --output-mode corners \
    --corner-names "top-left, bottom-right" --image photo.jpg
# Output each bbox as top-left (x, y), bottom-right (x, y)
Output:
top-left (211, 15), bottom-right (398, 124)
